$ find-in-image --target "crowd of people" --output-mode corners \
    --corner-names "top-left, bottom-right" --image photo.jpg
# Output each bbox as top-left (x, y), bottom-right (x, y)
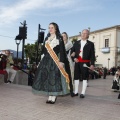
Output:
top-left (0, 50), bottom-right (37, 85)
top-left (0, 50), bottom-right (17, 83)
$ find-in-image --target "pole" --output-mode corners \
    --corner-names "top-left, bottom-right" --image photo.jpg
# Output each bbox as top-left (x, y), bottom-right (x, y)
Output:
top-left (21, 20), bottom-right (26, 67)
top-left (108, 58), bottom-right (110, 70)
top-left (17, 44), bottom-right (19, 64)
top-left (36, 24), bottom-right (45, 65)
top-left (22, 39), bottom-right (25, 66)
top-left (36, 24), bottom-right (40, 65)
top-left (108, 59), bottom-right (109, 70)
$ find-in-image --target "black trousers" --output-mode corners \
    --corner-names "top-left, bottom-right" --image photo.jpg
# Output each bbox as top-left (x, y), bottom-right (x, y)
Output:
top-left (103, 73), bottom-right (107, 79)
top-left (74, 62), bottom-right (90, 80)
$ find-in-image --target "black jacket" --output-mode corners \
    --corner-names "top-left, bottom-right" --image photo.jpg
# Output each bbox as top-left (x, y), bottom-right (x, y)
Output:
top-left (41, 35), bottom-right (73, 90)
top-left (0, 54), bottom-right (7, 70)
top-left (71, 40), bottom-right (95, 65)
top-left (41, 34), bottom-right (67, 64)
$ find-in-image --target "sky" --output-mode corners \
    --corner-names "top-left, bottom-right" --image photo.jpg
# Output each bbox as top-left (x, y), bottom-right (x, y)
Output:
top-left (0, 0), bottom-right (120, 51)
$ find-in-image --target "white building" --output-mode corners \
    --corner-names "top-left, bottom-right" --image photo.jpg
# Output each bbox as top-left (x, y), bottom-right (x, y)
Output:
top-left (69, 25), bottom-right (120, 69)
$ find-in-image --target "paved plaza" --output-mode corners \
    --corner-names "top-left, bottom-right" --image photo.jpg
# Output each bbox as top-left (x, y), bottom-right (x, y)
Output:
top-left (0, 75), bottom-right (120, 120)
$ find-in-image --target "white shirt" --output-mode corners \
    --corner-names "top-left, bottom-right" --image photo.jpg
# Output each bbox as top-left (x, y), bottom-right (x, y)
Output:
top-left (79, 40), bottom-right (87, 58)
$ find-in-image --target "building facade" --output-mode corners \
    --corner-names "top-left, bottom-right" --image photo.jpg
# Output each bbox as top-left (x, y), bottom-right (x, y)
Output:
top-left (69, 25), bottom-right (120, 69)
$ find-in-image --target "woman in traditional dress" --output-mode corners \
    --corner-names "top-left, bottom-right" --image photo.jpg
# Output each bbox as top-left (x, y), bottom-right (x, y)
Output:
top-left (32, 22), bottom-right (70, 104)
top-left (62, 32), bottom-right (74, 96)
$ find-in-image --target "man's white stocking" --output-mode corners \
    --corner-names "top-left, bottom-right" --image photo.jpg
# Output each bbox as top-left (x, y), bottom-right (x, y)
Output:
top-left (81, 80), bottom-right (87, 95)
top-left (74, 80), bottom-right (79, 94)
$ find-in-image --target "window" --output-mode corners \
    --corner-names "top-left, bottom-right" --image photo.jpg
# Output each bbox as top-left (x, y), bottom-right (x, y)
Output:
top-left (105, 39), bottom-right (109, 47)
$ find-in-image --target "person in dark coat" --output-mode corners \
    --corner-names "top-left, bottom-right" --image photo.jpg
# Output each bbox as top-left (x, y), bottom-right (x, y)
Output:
top-left (71, 29), bottom-right (95, 98)
top-left (28, 63), bottom-right (37, 86)
top-left (103, 67), bottom-right (107, 79)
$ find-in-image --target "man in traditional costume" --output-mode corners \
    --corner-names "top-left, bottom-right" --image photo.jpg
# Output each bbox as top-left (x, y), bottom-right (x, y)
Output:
top-left (71, 29), bottom-right (95, 98)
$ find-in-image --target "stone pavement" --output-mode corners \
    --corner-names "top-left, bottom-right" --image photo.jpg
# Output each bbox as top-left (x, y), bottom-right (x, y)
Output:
top-left (0, 75), bottom-right (120, 120)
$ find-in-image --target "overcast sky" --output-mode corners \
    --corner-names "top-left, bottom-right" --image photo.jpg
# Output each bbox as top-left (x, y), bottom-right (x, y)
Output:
top-left (0, 0), bottom-right (120, 51)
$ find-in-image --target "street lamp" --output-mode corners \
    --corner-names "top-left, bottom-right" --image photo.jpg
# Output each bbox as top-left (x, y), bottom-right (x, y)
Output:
top-left (108, 58), bottom-right (110, 69)
top-left (36, 24), bottom-right (45, 65)
top-left (15, 38), bottom-right (21, 64)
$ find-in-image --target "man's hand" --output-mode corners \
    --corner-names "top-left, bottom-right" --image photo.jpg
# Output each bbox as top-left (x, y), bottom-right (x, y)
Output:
top-left (74, 58), bottom-right (79, 63)
top-left (90, 65), bottom-right (94, 71)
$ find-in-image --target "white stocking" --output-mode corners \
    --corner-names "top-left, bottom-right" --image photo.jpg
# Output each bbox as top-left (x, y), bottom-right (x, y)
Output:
top-left (48, 96), bottom-right (52, 101)
top-left (81, 80), bottom-right (87, 95)
top-left (74, 80), bottom-right (79, 94)
top-left (51, 96), bottom-right (56, 102)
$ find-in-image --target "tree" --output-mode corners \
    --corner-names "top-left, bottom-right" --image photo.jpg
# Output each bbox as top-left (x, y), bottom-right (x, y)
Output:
top-left (24, 41), bottom-right (42, 64)
top-left (72, 37), bottom-right (77, 44)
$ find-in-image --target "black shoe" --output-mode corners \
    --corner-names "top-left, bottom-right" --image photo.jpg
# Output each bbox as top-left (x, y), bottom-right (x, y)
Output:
top-left (7, 80), bottom-right (11, 84)
top-left (50, 97), bottom-right (57, 104)
top-left (72, 93), bottom-right (78, 97)
top-left (70, 92), bottom-right (74, 97)
top-left (46, 100), bottom-right (51, 104)
top-left (80, 94), bottom-right (85, 98)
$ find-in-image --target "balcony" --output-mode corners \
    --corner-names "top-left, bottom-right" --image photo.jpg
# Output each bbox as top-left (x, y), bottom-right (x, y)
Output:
top-left (101, 47), bottom-right (110, 53)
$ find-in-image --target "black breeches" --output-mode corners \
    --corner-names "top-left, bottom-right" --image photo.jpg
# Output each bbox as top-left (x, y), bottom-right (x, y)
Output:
top-left (74, 62), bottom-right (90, 80)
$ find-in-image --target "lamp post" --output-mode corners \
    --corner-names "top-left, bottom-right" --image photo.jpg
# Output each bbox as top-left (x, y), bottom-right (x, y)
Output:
top-left (108, 58), bottom-right (110, 70)
top-left (95, 55), bottom-right (98, 62)
top-left (36, 24), bottom-right (45, 65)
top-left (15, 39), bottom-right (21, 64)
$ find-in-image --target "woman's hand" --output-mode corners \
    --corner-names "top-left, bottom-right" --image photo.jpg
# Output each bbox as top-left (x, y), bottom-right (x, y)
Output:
top-left (71, 52), bottom-right (75, 57)
top-left (58, 62), bottom-right (64, 69)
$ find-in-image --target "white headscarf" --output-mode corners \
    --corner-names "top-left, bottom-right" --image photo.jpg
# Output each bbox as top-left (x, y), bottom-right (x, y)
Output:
top-left (65, 40), bottom-right (73, 51)
top-left (113, 71), bottom-right (119, 82)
